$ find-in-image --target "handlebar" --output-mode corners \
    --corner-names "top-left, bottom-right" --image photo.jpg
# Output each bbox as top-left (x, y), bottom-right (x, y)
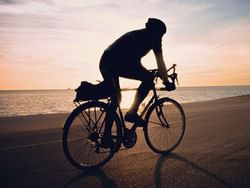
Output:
top-left (149, 64), bottom-right (179, 85)
top-left (149, 64), bottom-right (179, 92)
top-left (149, 64), bottom-right (176, 74)
top-left (167, 63), bottom-right (177, 73)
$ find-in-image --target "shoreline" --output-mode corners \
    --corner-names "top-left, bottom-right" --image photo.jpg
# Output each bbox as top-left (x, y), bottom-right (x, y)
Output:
top-left (0, 94), bottom-right (249, 119)
top-left (1, 85), bottom-right (250, 118)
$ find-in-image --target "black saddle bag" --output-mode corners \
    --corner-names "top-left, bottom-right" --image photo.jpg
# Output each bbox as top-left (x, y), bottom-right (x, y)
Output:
top-left (75, 81), bottom-right (111, 101)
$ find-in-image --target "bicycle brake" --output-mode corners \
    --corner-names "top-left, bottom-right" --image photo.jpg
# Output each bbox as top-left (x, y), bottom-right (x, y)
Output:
top-left (170, 73), bottom-right (179, 85)
top-left (175, 74), bottom-right (179, 85)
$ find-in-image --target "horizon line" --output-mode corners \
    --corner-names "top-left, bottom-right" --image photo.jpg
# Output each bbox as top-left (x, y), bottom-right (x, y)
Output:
top-left (0, 84), bottom-right (250, 91)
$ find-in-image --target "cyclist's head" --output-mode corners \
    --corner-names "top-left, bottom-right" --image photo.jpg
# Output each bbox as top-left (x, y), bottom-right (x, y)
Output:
top-left (145, 18), bottom-right (166, 36)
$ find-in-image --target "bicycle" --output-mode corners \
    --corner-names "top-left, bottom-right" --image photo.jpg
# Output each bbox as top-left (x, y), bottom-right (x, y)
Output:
top-left (62, 64), bottom-right (186, 170)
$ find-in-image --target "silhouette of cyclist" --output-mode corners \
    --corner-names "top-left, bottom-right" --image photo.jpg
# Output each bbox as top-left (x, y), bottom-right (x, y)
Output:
top-left (100, 18), bottom-right (170, 147)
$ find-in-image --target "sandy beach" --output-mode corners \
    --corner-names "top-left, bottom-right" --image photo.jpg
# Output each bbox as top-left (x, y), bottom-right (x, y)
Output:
top-left (0, 95), bottom-right (250, 187)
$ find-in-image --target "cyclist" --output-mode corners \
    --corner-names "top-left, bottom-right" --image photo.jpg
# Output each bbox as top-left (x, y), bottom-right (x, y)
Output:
top-left (100, 18), bottom-right (171, 147)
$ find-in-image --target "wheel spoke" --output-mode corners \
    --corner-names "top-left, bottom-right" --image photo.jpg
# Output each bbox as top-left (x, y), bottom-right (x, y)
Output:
top-left (63, 101), bottom-right (121, 170)
top-left (148, 120), bottom-right (163, 126)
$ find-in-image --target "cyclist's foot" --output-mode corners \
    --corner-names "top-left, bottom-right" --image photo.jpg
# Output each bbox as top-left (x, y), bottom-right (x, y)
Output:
top-left (100, 138), bottom-right (114, 149)
top-left (125, 112), bottom-right (146, 127)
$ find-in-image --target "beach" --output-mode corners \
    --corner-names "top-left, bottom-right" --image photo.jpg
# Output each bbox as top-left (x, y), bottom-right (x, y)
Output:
top-left (0, 95), bottom-right (250, 187)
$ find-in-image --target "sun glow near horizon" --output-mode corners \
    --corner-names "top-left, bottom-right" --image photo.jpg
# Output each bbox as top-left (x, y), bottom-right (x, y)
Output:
top-left (0, 0), bottom-right (249, 90)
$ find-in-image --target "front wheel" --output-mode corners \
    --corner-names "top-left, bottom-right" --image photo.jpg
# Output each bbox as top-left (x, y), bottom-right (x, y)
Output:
top-left (144, 97), bottom-right (186, 154)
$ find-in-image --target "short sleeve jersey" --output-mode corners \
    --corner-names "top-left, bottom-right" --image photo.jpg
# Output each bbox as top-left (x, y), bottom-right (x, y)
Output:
top-left (105, 29), bottom-right (162, 62)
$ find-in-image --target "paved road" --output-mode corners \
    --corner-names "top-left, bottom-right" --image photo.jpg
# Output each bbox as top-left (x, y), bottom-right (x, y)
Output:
top-left (0, 96), bottom-right (250, 188)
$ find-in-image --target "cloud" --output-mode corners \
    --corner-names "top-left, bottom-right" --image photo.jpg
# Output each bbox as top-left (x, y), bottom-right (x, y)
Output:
top-left (1, 0), bottom-right (250, 88)
top-left (0, 0), bottom-right (52, 5)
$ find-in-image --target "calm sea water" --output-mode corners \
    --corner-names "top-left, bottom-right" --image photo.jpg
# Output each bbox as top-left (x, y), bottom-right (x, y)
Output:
top-left (0, 86), bottom-right (250, 117)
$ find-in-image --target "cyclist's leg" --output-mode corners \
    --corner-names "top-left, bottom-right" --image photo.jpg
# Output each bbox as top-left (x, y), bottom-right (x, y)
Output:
top-left (100, 55), bottom-right (121, 147)
top-left (118, 63), bottom-right (154, 117)
top-left (99, 51), bottom-right (121, 106)
top-left (129, 70), bottom-right (154, 115)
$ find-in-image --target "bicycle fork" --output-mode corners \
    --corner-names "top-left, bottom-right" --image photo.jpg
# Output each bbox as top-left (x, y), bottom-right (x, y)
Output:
top-left (156, 103), bottom-right (170, 128)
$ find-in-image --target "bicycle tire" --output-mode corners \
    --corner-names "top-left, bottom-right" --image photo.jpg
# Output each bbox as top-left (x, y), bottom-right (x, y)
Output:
top-left (62, 101), bottom-right (122, 170)
top-left (144, 97), bottom-right (186, 154)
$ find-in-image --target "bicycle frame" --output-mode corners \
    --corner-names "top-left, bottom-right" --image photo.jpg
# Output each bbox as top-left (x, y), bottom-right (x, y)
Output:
top-left (116, 78), bottom-right (160, 133)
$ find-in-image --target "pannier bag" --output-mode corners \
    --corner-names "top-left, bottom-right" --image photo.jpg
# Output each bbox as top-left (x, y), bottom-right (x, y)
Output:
top-left (75, 81), bottom-right (111, 101)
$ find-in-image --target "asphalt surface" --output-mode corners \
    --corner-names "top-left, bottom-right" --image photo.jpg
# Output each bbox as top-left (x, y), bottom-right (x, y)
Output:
top-left (0, 96), bottom-right (250, 188)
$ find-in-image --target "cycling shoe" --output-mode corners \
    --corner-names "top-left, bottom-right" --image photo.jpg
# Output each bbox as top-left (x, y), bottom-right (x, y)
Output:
top-left (100, 138), bottom-right (114, 149)
top-left (124, 112), bottom-right (146, 127)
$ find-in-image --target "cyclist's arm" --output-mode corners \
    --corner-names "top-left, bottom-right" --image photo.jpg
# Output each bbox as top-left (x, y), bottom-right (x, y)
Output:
top-left (154, 52), bottom-right (168, 83)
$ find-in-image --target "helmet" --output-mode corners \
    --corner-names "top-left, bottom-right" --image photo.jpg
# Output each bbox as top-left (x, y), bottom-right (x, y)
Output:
top-left (145, 18), bottom-right (167, 35)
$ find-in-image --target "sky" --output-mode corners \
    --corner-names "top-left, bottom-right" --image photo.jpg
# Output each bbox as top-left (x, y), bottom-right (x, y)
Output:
top-left (0, 0), bottom-right (249, 90)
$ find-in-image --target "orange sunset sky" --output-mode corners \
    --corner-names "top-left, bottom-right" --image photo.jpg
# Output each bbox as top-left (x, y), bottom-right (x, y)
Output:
top-left (0, 0), bottom-right (249, 90)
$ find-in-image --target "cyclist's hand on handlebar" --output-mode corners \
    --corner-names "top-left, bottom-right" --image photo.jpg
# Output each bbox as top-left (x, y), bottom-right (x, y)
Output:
top-left (163, 80), bottom-right (176, 91)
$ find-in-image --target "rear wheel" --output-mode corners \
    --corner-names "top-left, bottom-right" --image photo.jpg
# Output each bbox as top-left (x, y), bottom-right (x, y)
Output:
top-left (144, 97), bottom-right (186, 154)
top-left (63, 101), bottom-right (122, 170)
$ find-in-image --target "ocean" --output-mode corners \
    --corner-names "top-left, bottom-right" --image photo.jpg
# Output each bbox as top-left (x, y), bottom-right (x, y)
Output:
top-left (0, 86), bottom-right (250, 117)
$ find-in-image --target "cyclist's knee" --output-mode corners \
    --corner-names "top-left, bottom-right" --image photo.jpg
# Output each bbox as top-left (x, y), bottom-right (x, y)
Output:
top-left (138, 75), bottom-right (154, 95)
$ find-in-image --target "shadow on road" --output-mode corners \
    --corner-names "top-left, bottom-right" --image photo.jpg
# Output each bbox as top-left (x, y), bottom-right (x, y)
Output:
top-left (62, 169), bottom-right (118, 188)
top-left (62, 153), bottom-right (232, 188)
top-left (154, 153), bottom-right (232, 188)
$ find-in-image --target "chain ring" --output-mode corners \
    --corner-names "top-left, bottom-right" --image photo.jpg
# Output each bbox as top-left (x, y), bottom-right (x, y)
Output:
top-left (122, 128), bottom-right (137, 148)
